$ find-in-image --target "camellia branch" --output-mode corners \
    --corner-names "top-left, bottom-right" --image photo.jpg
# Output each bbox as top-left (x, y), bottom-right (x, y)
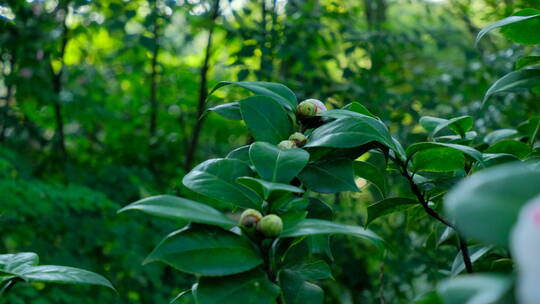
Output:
top-left (391, 154), bottom-right (474, 274)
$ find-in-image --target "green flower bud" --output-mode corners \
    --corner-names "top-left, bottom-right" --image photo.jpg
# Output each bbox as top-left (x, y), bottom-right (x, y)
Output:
top-left (297, 99), bottom-right (327, 116)
top-left (288, 132), bottom-right (307, 147)
top-left (278, 140), bottom-right (297, 149)
top-left (239, 209), bottom-right (262, 228)
top-left (257, 214), bottom-right (283, 238)
top-left (296, 100), bottom-right (317, 116)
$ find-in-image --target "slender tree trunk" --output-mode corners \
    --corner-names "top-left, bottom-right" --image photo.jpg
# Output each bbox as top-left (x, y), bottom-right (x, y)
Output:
top-left (0, 53), bottom-right (16, 142)
top-left (183, 0), bottom-right (221, 171)
top-left (149, 0), bottom-right (160, 141)
top-left (50, 3), bottom-right (70, 156)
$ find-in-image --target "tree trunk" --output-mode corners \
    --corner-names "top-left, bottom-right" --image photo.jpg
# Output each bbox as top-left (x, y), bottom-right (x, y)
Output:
top-left (183, 0), bottom-right (221, 171)
top-left (149, 0), bottom-right (160, 141)
top-left (50, 4), bottom-right (70, 157)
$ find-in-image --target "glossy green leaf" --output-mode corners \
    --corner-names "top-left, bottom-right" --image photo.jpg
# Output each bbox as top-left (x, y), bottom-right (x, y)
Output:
top-left (432, 116), bottom-right (473, 138)
top-left (118, 195), bottom-right (236, 228)
top-left (484, 129), bottom-right (518, 145)
top-left (305, 117), bottom-right (403, 158)
top-left (353, 161), bottom-right (387, 196)
top-left (445, 163), bottom-right (540, 246)
top-left (420, 116), bottom-right (447, 132)
top-left (145, 225), bottom-right (262, 276)
top-left (182, 158), bottom-right (260, 209)
top-left (249, 142), bottom-right (309, 183)
top-left (500, 9), bottom-right (540, 45)
top-left (342, 102), bottom-right (376, 118)
top-left (170, 288), bottom-right (193, 304)
top-left (209, 81), bottom-right (297, 110)
top-left (0, 252), bottom-right (38, 275)
top-left (485, 139), bottom-right (531, 159)
top-left (407, 142), bottom-right (483, 163)
top-left (279, 270), bottom-right (324, 304)
top-left (194, 269), bottom-right (280, 304)
top-left (227, 145), bottom-right (251, 163)
top-left (19, 266), bottom-right (115, 290)
top-left (239, 96), bottom-right (293, 144)
top-left (475, 10), bottom-right (540, 45)
top-left (516, 56), bottom-right (540, 69)
top-left (208, 102), bottom-right (242, 120)
top-left (284, 259), bottom-right (333, 281)
top-left (281, 219), bottom-right (383, 249)
top-left (366, 197), bottom-right (418, 226)
top-left (451, 245), bottom-right (493, 276)
top-left (483, 69), bottom-right (540, 103)
top-left (412, 147), bottom-right (466, 172)
top-left (237, 177), bottom-right (304, 200)
top-left (437, 274), bottom-right (512, 304)
top-left (298, 158), bottom-right (358, 193)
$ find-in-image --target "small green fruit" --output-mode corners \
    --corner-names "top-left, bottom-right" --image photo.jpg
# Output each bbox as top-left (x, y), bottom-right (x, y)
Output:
top-left (288, 132), bottom-right (307, 146)
top-left (278, 140), bottom-right (297, 149)
top-left (296, 99), bottom-right (327, 116)
top-left (257, 214), bottom-right (283, 238)
top-left (239, 209), bottom-right (262, 228)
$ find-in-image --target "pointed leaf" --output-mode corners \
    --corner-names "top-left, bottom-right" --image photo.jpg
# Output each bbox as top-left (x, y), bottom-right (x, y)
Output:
top-left (209, 81), bottom-right (297, 110)
top-left (475, 11), bottom-right (540, 46)
top-left (237, 177), bottom-right (304, 200)
top-left (183, 158), bottom-right (260, 209)
top-left (279, 270), bottom-right (324, 304)
top-left (483, 69), bottom-right (540, 103)
top-left (20, 265), bottom-right (115, 291)
top-left (208, 102), bottom-right (242, 120)
top-left (298, 158), bottom-right (358, 193)
top-left (118, 195), bottom-right (236, 228)
top-left (145, 225), bottom-right (263, 276)
top-left (438, 274), bottom-right (512, 304)
top-left (249, 142), bottom-right (309, 183)
top-left (239, 96), bottom-right (293, 144)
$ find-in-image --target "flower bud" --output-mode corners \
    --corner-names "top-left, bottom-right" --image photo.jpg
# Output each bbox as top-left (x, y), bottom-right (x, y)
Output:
top-left (511, 195), bottom-right (540, 304)
top-left (278, 140), bottom-right (297, 149)
top-left (296, 99), bottom-right (327, 116)
top-left (239, 209), bottom-right (262, 228)
top-left (257, 214), bottom-right (283, 238)
top-left (289, 132), bottom-right (307, 147)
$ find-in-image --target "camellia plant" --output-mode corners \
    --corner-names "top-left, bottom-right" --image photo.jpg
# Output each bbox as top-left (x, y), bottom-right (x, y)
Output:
top-left (119, 9), bottom-right (540, 304)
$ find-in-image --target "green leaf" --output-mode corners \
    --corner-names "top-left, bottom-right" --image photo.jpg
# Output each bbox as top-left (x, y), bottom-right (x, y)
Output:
top-left (475, 10), bottom-right (540, 46)
top-left (208, 102), bottom-right (242, 120)
top-left (485, 139), bottom-right (531, 159)
top-left (249, 142), bottom-right (309, 183)
top-left (145, 225), bottom-right (263, 276)
top-left (484, 129), bottom-right (518, 145)
top-left (500, 9), bottom-right (540, 45)
top-left (170, 288), bottom-right (193, 303)
top-left (194, 269), bottom-right (280, 304)
top-left (366, 197), bottom-right (418, 226)
top-left (431, 116), bottom-right (473, 138)
top-left (284, 259), bottom-right (333, 281)
top-left (353, 161), bottom-right (387, 196)
top-left (0, 253), bottom-right (38, 275)
top-left (227, 145), bottom-right (251, 163)
top-left (342, 102), bottom-right (376, 118)
top-left (279, 270), bottom-right (324, 304)
top-left (437, 274), bottom-right (512, 304)
top-left (298, 158), bottom-right (359, 193)
top-left (239, 96), bottom-right (293, 144)
top-left (483, 69), bottom-right (540, 103)
top-left (281, 219), bottom-right (383, 250)
top-left (237, 177), bottom-right (304, 200)
top-left (19, 266), bottom-right (115, 291)
top-left (451, 245), bottom-right (493, 276)
top-left (118, 195), bottom-right (236, 228)
top-left (420, 116), bottom-right (448, 132)
top-left (209, 81), bottom-right (297, 110)
top-left (305, 117), bottom-right (403, 158)
top-left (516, 56), bottom-right (540, 69)
top-left (183, 158), bottom-right (260, 209)
top-left (412, 147), bottom-right (466, 172)
top-left (407, 142), bottom-right (483, 163)
top-left (445, 163), bottom-right (540, 246)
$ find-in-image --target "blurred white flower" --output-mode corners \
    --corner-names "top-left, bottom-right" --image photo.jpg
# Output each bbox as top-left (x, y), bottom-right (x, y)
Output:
top-left (511, 195), bottom-right (540, 304)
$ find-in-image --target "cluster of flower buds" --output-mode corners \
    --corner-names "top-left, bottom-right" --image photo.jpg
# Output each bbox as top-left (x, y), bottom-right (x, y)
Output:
top-left (239, 209), bottom-right (283, 238)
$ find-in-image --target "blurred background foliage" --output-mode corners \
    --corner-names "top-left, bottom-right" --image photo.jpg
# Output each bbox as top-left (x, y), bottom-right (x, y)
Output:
top-left (1, 0), bottom-right (539, 303)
